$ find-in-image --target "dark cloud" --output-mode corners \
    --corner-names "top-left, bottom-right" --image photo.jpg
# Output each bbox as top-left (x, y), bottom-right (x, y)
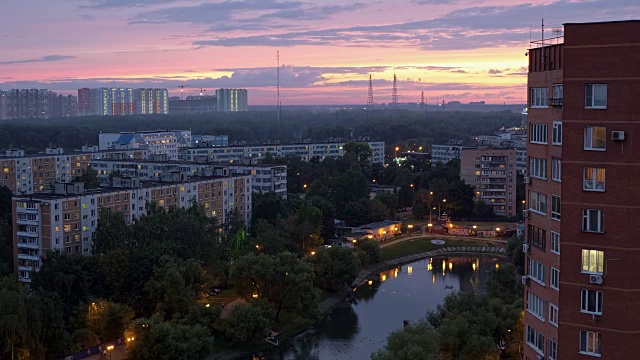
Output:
top-left (84, 0), bottom-right (182, 8)
top-left (487, 69), bottom-right (502, 74)
top-left (0, 55), bottom-right (76, 66)
top-left (191, 0), bottom-right (639, 50)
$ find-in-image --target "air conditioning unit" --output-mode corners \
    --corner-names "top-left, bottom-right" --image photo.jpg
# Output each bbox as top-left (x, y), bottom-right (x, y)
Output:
top-left (590, 275), bottom-right (604, 285)
top-left (612, 131), bottom-right (625, 141)
top-left (523, 176), bottom-right (530, 184)
top-left (522, 243), bottom-right (530, 253)
top-left (521, 276), bottom-right (530, 285)
top-left (523, 210), bottom-right (530, 219)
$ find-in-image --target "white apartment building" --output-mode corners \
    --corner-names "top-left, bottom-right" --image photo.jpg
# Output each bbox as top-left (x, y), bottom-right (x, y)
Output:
top-left (179, 141), bottom-right (386, 165)
top-left (98, 130), bottom-right (192, 160)
top-left (89, 159), bottom-right (288, 197)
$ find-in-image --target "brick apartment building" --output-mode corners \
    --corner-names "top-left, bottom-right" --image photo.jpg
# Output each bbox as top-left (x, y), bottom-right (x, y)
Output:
top-left (524, 20), bottom-right (640, 360)
top-left (460, 146), bottom-right (518, 218)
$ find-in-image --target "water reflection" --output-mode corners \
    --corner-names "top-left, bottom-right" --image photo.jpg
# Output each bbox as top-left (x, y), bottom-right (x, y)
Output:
top-left (263, 255), bottom-right (503, 360)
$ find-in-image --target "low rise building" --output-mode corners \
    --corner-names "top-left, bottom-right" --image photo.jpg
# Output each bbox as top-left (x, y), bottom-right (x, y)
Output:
top-left (431, 143), bottom-right (466, 164)
top-left (0, 147), bottom-right (149, 195)
top-left (98, 130), bottom-right (192, 160)
top-left (179, 141), bottom-right (386, 165)
top-left (12, 174), bottom-right (252, 286)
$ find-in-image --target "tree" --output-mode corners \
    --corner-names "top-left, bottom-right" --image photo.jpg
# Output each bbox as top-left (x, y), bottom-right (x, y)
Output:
top-left (0, 186), bottom-right (13, 276)
top-left (486, 264), bottom-right (522, 304)
top-left (334, 169), bottom-right (370, 214)
top-left (224, 302), bottom-right (271, 344)
top-left (310, 247), bottom-right (360, 292)
top-left (443, 180), bottom-right (475, 217)
top-left (472, 201), bottom-right (497, 218)
top-left (371, 320), bottom-right (440, 360)
top-left (73, 165), bottom-right (100, 189)
top-left (506, 234), bottom-right (525, 275)
top-left (76, 300), bottom-right (135, 343)
top-left (343, 198), bottom-right (373, 227)
top-left (144, 257), bottom-right (205, 321)
top-left (343, 141), bottom-right (374, 165)
top-left (125, 315), bottom-right (215, 360)
top-left (374, 192), bottom-right (399, 213)
top-left (355, 239), bottom-right (381, 267)
top-left (371, 199), bottom-right (393, 222)
top-left (231, 252), bottom-right (318, 320)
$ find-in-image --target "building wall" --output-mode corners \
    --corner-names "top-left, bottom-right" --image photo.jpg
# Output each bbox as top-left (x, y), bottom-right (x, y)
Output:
top-left (460, 147), bottom-right (518, 217)
top-left (558, 21), bottom-right (640, 360)
top-left (12, 175), bottom-right (252, 286)
top-left (216, 89), bottom-right (248, 112)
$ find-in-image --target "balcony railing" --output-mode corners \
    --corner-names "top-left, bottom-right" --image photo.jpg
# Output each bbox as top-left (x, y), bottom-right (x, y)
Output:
top-left (550, 98), bottom-right (563, 107)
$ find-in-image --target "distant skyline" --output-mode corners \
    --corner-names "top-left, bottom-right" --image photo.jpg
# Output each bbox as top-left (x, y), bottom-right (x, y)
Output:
top-left (1, 0), bottom-right (638, 105)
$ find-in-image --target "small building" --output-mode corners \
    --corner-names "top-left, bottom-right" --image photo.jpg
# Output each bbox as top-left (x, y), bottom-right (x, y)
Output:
top-left (339, 220), bottom-right (403, 242)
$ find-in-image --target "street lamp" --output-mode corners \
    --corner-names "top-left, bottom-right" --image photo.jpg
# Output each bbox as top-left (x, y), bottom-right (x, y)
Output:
top-left (395, 146), bottom-right (400, 158)
top-left (439, 199), bottom-right (447, 218)
top-left (428, 192), bottom-right (433, 226)
top-left (107, 345), bottom-right (114, 360)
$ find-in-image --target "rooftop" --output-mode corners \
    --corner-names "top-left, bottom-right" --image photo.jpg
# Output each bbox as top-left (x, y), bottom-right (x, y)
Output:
top-left (358, 220), bottom-right (402, 230)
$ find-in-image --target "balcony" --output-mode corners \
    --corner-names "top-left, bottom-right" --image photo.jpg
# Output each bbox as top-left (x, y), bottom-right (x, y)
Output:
top-left (17, 241), bottom-right (39, 249)
top-left (17, 231), bottom-right (39, 238)
top-left (17, 253), bottom-right (40, 262)
top-left (550, 98), bottom-right (563, 107)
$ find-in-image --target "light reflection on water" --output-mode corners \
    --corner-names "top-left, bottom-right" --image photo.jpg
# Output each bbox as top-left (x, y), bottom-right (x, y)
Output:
top-left (262, 255), bottom-right (503, 360)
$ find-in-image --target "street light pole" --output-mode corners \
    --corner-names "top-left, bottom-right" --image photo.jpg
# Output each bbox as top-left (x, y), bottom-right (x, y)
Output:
top-left (429, 191), bottom-right (433, 225)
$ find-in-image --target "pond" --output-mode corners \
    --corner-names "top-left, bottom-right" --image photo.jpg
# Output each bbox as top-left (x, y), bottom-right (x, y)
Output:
top-left (263, 255), bottom-right (504, 360)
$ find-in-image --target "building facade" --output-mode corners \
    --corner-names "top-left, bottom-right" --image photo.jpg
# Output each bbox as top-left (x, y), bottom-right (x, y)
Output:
top-left (1, 147), bottom-right (149, 195)
top-left (78, 88), bottom-right (169, 116)
top-left (169, 95), bottom-right (217, 114)
top-left (89, 159), bottom-right (287, 197)
top-left (13, 174), bottom-right (252, 287)
top-left (0, 89), bottom-right (76, 119)
top-left (216, 88), bottom-right (248, 112)
top-left (179, 141), bottom-right (386, 165)
top-left (0, 91), bottom-right (7, 120)
top-left (430, 144), bottom-right (464, 164)
top-left (98, 130), bottom-right (192, 160)
top-left (523, 20), bottom-right (640, 360)
top-left (460, 146), bottom-right (517, 217)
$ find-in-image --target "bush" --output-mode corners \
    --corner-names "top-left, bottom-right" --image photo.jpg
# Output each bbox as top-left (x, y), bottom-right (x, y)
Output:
top-left (224, 303), bottom-right (271, 344)
top-left (356, 239), bottom-right (381, 266)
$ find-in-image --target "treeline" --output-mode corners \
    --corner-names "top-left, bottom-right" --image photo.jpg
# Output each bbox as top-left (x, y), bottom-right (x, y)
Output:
top-left (0, 109), bottom-right (521, 153)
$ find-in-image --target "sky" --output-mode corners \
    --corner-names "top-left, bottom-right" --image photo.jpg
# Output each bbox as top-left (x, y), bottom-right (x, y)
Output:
top-left (0, 0), bottom-right (638, 105)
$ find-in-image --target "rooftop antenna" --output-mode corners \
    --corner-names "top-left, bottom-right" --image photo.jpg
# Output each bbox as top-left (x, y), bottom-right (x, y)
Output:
top-left (391, 71), bottom-right (398, 110)
top-left (277, 51), bottom-right (281, 122)
top-left (367, 75), bottom-right (374, 108)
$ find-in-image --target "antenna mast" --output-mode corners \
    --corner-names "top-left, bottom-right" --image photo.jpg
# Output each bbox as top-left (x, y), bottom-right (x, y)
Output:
top-left (367, 75), bottom-right (374, 107)
top-left (391, 72), bottom-right (398, 110)
top-left (420, 91), bottom-right (425, 109)
top-left (277, 51), bottom-right (281, 121)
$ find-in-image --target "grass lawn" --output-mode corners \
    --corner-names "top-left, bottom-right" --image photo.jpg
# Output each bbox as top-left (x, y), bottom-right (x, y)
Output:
top-left (380, 237), bottom-right (485, 261)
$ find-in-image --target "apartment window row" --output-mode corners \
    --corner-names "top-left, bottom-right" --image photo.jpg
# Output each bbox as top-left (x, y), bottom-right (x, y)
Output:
top-left (526, 324), bottom-right (545, 355)
top-left (551, 195), bottom-right (561, 221)
top-left (529, 157), bottom-right (547, 179)
top-left (584, 167), bottom-right (605, 192)
top-left (530, 123), bottom-right (548, 144)
top-left (528, 258), bottom-right (545, 284)
top-left (581, 289), bottom-right (603, 315)
top-left (580, 330), bottom-right (601, 356)
top-left (583, 209), bottom-right (604, 233)
top-left (528, 225), bottom-right (546, 250)
top-left (530, 87), bottom-right (548, 108)
top-left (552, 121), bottom-right (562, 145)
top-left (529, 191), bottom-right (547, 214)
top-left (527, 291), bottom-right (545, 320)
top-left (551, 231), bottom-right (560, 254)
top-left (582, 249), bottom-right (604, 274)
top-left (585, 126), bottom-right (606, 150)
top-left (552, 158), bottom-right (561, 182)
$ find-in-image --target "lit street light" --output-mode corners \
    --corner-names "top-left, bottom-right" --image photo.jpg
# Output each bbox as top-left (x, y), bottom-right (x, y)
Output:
top-left (107, 345), bottom-right (114, 360)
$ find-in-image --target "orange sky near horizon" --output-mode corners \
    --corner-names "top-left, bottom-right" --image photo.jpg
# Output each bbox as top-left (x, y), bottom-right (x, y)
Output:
top-left (1, 0), bottom-right (637, 104)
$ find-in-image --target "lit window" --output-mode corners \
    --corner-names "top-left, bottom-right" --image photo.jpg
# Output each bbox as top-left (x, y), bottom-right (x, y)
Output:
top-left (582, 249), bottom-right (604, 274)
top-left (583, 167), bottom-right (605, 192)
top-left (585, 84), bottom-right (607, 108)
top-left (580, 330), bottom-right (601, 356)
top-left (63, 225), bottom-right (71, 232)
top-left (584, 127), bottom-right (606, 150)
